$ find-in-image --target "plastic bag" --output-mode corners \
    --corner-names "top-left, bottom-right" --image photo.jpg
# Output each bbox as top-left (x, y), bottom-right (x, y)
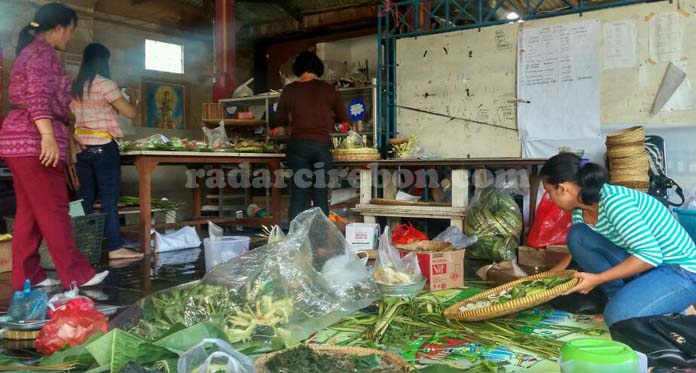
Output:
top-left (8, 279), bottom-right (48, 321)
top-left (47, 282), bottom-right (94, 319)
top-left (208, 221), bottom-right (224, 242)
top-left (152, 226), bottom-right (202, 253)
top-left (202, 122), bottom-right (230, 150)
top-left (337, 131), bottom-right (366, 149)
top-left (391, 223), bottom-right (428, 245)
top-left (527, 192), bottom-right (572, 248)
top-left (373, 227), bottom-right (424, 285)
top-left (35, 300), bottom-right (109, 355)
top-left (433, 226), bottom-right (477, 249)
top-left (113, 208), bottom-right (379, 347)
top-left (178, 338), bottom-right (253, 373)
top-left (465, 186), bottom-right (523, 262)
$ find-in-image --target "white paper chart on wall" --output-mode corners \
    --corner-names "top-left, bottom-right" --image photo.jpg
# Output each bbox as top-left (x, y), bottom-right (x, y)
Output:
top-left (517, 19), bottom-right (602, 142)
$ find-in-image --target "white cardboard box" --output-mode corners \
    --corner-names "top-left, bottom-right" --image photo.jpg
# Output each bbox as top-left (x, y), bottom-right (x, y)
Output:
top-left (345, 223), bottom-right (380, 251)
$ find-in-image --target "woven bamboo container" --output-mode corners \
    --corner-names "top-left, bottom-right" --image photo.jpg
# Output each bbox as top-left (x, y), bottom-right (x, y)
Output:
top-left (255, 345), bottom-right (411, 372)
top-left (609, 153), bottom-right (650, 170)
top-left (617, 181), bottom-right (650, 192)
top-left (3, 329), bottom-right (39, 340)
top-left (332, 148), bottom-right (381, 161)
top-left (606, 126), bottom-right (645, 146)
top-left (443, 270), bottom-right (578, 321)
top-left (606, 143), bottom-right (646, 159)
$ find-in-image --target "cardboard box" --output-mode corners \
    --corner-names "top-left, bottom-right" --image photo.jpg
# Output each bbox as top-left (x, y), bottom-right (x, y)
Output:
top-left (401, 249), bottom-right (466, 291)
top-left (345, 223), bottom-right (380, 251)
top-left (0, 238), bottom-right (11, 273)
top-left (518, 245), bottom-right (570, 269)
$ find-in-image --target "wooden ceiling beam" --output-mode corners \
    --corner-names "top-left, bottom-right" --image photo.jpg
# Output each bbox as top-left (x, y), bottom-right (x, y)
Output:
top-left (239, 5), bottom-right (378, 40)
top-left (95, 0), bottom-right (212, 32)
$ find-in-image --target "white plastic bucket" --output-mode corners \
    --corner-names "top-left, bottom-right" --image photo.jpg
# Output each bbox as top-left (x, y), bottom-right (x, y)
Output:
top-left (204, 236), bottom-right (251, 271)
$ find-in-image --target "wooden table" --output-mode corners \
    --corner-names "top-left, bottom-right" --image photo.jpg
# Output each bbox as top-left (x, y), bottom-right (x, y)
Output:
top-left (333, 158), bottom-right (547, 229)
top-left (120, 150), bottom-right (285, 255)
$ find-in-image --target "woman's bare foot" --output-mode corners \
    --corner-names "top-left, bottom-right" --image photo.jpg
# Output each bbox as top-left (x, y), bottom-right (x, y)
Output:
top-left (108, 248), bottom-right (144, 260)
top-left (593, 314), bottom-right (605, 323)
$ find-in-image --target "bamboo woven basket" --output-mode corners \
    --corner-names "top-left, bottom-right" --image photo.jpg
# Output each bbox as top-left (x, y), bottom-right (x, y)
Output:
top-left (606, 144), bottom-right (646, 159)
top-left (371, 198), bottom-right (450, 207)
top-left (332, 148), bottom-right (381, 161)
top-left (254, 345), bottom-right (411, 372)
top-left (611, 174), bottom-right (650, 184)
top-left (609, 153), bottom-right (649, 170)
top-left (606, 126), bottom-right (645, 146)
top-left (615, 181), bottom-right (650, 191)
top-left (443, 270), bottom-right (579, 322)
top-left (395, 240), bottom-right (454, 252)
top-left (3, 329), bottom-right (39, 340)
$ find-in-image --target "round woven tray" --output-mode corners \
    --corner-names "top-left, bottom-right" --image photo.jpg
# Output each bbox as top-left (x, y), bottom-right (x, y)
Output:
top-left (254, 345), bottom-right (411, 372)
top-left (609, 153), bottom-right (649, 170)
top-left (606, 126), bottom-right (645, 146)
top-left (615, 181), bottom-right (650, 191)
top-left (611, 173), bottom-right (650, 184)
top-left (396, 240), bottom-right (454, 252)
top-left (332, 148), bottom-right (381, 161)
top-left (4, 329), bottom-right (39, 340)
top-left (443, 270), bottom-right (579, 322)
top-left (611, 168), bottom-right (649, 179)
top-left (606, 144), bottom-right (646, 159)
top-left (389, 138), bottom-right (409, 146)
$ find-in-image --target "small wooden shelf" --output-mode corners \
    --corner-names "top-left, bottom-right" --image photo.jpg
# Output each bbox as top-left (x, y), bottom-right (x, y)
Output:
top-left (203, 119), bottom-right (266, 127)
top-left (353, 204), bottom-right (467, 220)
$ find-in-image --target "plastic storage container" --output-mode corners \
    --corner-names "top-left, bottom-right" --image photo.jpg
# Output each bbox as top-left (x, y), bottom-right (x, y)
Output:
top-left (559, 338), bottom-right (644, 373)
top-left (204, 236), bottom-right (251, 271)
top-left (675, 209), bottom-right (696, 242)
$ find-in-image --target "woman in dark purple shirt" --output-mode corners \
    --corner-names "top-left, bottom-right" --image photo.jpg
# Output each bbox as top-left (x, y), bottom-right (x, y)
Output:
top-left (0, 3), bottom-right (107, 290)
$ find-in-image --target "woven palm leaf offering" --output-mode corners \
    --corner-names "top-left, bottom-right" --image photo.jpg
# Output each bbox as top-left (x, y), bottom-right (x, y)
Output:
top-left (444, 270), bottom-right (578, 321)
top-left (332, 131), bottom-right (380, 161)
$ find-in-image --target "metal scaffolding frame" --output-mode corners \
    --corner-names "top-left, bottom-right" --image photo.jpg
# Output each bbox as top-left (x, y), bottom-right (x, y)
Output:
top-left (376, 0), bottom-right (653, 151)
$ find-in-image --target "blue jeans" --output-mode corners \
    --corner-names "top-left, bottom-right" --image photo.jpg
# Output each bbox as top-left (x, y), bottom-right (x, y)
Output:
top-left (286, 140), bottom-right (332, 221)
top-left (76, 141), bottom-right (124, 251)
top-left (567, 224), bottom-right (696, 326)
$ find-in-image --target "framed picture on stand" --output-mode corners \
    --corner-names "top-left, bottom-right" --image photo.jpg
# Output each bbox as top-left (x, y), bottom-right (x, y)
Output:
top-left (141, 80), bottom-right (188, 129)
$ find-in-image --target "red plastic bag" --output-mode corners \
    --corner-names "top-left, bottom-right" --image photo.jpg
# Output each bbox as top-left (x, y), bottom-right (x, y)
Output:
top-left (391, 223), bottom-right (428, 245)
top-left (527, 192), bottom-right (572, 248)
top-left (35, 299), bottom-right (109, 355)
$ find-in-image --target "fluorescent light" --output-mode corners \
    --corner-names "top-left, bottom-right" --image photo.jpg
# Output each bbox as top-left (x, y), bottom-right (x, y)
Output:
top-left (506, 12), bottom-right (519, 20)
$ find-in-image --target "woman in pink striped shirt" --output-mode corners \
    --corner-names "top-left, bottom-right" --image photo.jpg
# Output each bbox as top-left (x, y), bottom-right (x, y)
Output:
top-left (71, 43), bottom-right (142, 260)
top-left (0, 3), bottom-right (107, 290)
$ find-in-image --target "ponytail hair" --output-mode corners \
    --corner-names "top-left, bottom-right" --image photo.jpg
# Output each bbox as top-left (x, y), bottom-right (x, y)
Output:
top-left (72, 43), bottom-right (111, 100)
top-left (540, 152), bottom-right (608, 205)
top-left (16, 3), bottom-right (78, 56)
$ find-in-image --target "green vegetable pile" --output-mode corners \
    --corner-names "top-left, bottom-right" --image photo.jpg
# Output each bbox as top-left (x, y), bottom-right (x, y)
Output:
top-left (265, 345), bottom-right (401, 373)
top-left (120, 196), bottom-right (181, 210)
top-left (131, 282), bottom-right (293, 347)
top-left (465, 187), bottom-right (523, 262)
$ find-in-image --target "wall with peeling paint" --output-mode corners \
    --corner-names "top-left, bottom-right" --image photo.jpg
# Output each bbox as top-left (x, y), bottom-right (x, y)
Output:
top-left (396, 0), bottom-right (696, 159)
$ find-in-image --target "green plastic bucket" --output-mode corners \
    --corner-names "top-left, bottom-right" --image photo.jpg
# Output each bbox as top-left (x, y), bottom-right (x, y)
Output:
top-left (559, 339), bottom-right (639, 373)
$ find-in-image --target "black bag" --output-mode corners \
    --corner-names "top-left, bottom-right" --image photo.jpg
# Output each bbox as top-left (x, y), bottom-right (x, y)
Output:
top-left (645, 135), bottom-right (684, 207)
top-left (610, 314), bottom-right (696, 369)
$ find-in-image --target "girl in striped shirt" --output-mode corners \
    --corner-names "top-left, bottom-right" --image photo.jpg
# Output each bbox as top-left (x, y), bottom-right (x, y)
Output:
top-left (541, 153), bottom-right (696, 326)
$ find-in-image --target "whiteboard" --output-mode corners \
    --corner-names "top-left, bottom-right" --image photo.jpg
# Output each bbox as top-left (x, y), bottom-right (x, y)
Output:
top-left (396, 0), bottom-right (696, 159)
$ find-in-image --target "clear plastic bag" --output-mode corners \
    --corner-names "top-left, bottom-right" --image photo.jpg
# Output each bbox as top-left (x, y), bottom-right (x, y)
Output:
top-left (433, 226), bottom-right (477, 250)
top-left (373, 227), bottom-right (424, 285)
top-left (178, 338), bottom-right (253, 373)
top-left (113, 208), bottom-right (379, 348)
top-left (465, 186), bottom-right (523, 262)
top-left (47, 281), bottom-right (94, 319)
top-left (202, 122), bottom-right (230, 150)
top-left (208, 221), bottom-right (224, 242)
top-left (8, 279), bottom-right (48, 321)
top-left (337, 130), bottom-right (366, 149)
